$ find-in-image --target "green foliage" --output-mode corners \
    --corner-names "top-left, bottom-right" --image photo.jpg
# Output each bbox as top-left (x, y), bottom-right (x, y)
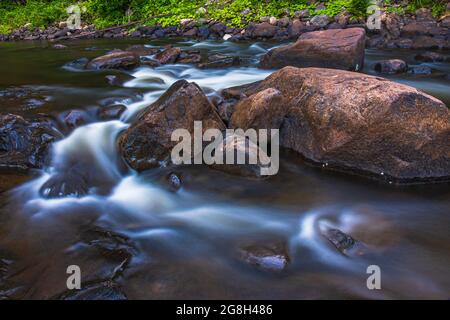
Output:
top-left (0, 0), bottom-right (72, 33)
top-left (0, 0), bottom-right (448, 35)
top-left (405, 0), bottom-right (447, 18)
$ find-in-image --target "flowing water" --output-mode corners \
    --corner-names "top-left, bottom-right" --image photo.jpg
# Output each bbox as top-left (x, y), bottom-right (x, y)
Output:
top-left (0, 39), bottom-right (449, 299)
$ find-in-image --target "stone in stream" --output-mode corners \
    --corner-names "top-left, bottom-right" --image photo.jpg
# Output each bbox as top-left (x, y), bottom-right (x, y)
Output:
top-left (86, 50), bottom-right (140, 70)
top-left (118, 80), bottom-right (225, 172)
top-left (414, 51), bottom-right (449, 62)
top-left (407, 65), bottom-right (433, 75)
top-left (198, 56), bottom-right (240, 69)
top-left (63, 109), bottom-right (90, 129)
top-left (97, 104), bottom-right (127, 121)
top-left (238, 241), bottom-right (290, 272)
top-left (0, 114), bottom-right (62, 172)
top-left (374, 59), bottom-right (408, 74)
top-left (320, 226), bottom-right (367, 257)
top-left (125, 44), bottom-right (159, 56)
top-left (226, 67), bottom-right (450, 182)
top-left (154, 46), bottom-right (182, 64)
top-left (209, 133), bottom-right (273, 179)
top-left (19, 226), bottom-right (136, 299)
top-left (231, 88), bottom-right (286, 131)
top-left (259, 28), bottom-right (366, 71)
top-left (39, 171), bottom-right (89, 198)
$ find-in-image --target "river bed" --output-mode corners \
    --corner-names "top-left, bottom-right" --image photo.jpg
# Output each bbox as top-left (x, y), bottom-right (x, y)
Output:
top-left (0, 38), bottom-right (449, 299)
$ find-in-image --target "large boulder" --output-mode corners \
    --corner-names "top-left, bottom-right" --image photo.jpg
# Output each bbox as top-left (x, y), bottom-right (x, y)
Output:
top-left (86, 50), bottom-right (140, 70)
top-left (230, 67), bottom-right (450, 182)
top-left (259, 28), bottom-right (365, 71)
top-left (118, 80), bottom-right (225, 171)
top-left (0, 114), bottom-right (61, 172)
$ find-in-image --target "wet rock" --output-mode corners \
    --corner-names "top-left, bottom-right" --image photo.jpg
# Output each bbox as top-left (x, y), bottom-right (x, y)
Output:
top-left (166, 172), bottom-right (182, 192)
top-left (63, 282), bottom-right (127, 300)
top-left (235, 67), bottom-right (450, 182)
top-left (415, 51), bottom-right (449, 62)
top-left (154, 46), bottom-right (181, 64)
top-left (320, 226), bottom-right (367, 256)
top-left (216, 100), bottom-right (236, 124)
top-left (310, 14), bottom-right (331, 28)
top-left (183, 27), bottom-right (198, 37)
top-left (238, 241), bottom-right (290, 272)
top-left (52, 44), bottom-right (67, 50)
top-left (118, 80), bottom-right (225, 171)
top-left (97, 104), bottom-right (127, 121)
top-left (231, 88), bottom-right (286, 131)
top-left (64, 57), bottom-right (89, 70)
top-left (64, 109), bottom-right (89, 129)
top-left (198, 56), bottom-right (240, 69)
top-left (407, 65), bottom-right (433, 75)
top-left (0, 87), bottom-right (52, 112)
top-left (104, 73), bottom-right (135, 87)
top-left (260, 28), bottom-right (365, 71)
top-left (177, 52), bottom-right (202, 64)
top-left (374, 59), bottom-right (408, 74)
top-left (39, 171), bottom-right (89, 198)
top-left (0, 114), bottom-right (61, 172)
top-left (86, 51), bottom-right (140, 70)
top-left (125, 44), bottom-right (158, 56)
top-left (210, 134), bottom-right (273, 179)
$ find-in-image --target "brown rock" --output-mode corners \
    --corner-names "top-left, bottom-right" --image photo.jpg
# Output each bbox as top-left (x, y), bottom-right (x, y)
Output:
top-left (86, 51), bottom-right (140, 70)
top-left (231, 88), bottom-right (286, 131)
top-left (118, 80), bottom-right (225, 171)
top-left (415, 51), bottom-right (449, 62)
top-left (125, 45), bottom-right (159, 56)
top-left (250, 22), bottom-right (279, 38)
top-left (374, 59), bottom-right (408, 74)
top-left (287, 19), bottom-right (304, 39)
top-left (154, 47), bottom-right (182, 64)
top-left (259, 28), bottom-right (366, 71)
top-left (411, 36), bottom-right (440, 49)
top-left (235, 67), bottom-right (450, 182)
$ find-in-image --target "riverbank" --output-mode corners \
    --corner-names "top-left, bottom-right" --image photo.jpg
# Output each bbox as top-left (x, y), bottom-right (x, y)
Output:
top-left (1, 3), bottom-right (450, 50)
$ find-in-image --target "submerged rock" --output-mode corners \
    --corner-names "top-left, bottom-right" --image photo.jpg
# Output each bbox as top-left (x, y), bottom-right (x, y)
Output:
top-left (231, 67), bottom-right (450, 182)
top-left (374, 59), bottom-right (408, 74)
top-left (320, 226), bottom-right (367, 257)
top-left (118, 80), bottom-right (225, 171)
top-left (259, 28), bottom-right (365, 71)
top-left (86, 51), bottom-right (140, 70)
top-left (0, 114), bottom-right (61, 172)
top-left (408, 65), bottom-right (433, 75)
top-left (238, 241), bottom-right (290, 272)
top-left (97, 104), bottom-right (127, 121)
top-left (39, 171), bottom-right (89, 198)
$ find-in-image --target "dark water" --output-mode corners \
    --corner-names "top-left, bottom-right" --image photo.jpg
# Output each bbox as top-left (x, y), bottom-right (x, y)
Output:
top-left (0, 39), bottom-right (449, 299)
